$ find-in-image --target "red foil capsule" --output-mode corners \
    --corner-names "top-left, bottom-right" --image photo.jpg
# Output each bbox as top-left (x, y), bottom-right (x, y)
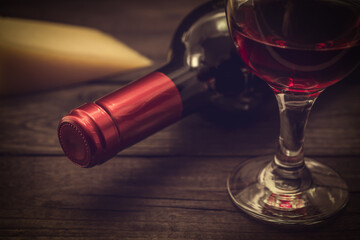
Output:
top-left (58, 72), bottom-right (183, 167)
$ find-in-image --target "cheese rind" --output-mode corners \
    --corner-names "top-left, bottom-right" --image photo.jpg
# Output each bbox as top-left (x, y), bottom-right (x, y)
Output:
top-left (0, 17), bottom-right (152, 96)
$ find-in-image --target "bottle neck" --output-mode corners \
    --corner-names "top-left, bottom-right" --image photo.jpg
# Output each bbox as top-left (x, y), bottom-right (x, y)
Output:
top-left (158, 63), bottom-right (215, 116)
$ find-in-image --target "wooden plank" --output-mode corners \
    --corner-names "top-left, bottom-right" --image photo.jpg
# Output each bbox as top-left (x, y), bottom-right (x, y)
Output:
top-left (0, 155), bottom-right (359, 239)
top-left (0, 77), bottom-right (359, 157)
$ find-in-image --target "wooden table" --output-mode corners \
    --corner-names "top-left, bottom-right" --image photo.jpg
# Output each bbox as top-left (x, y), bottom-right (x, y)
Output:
top-left (1, 1), bottom-right (359, 239)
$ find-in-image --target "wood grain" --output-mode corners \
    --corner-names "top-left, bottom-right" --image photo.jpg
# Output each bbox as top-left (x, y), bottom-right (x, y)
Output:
top-left (0, 156), bottom-right (359, 239)
top-left (0, 77), bottom-right (359, 157)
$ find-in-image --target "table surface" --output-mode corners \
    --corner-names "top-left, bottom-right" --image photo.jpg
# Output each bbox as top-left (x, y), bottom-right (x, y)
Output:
top-left (1, 1), bottom-right (359, 239)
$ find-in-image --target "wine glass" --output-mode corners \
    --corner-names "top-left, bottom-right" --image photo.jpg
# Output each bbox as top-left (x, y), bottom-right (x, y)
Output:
top-left (226, 0), bottom-right (359, 225)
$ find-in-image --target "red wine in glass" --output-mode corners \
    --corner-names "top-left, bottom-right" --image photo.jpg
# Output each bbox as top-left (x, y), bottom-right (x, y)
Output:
top-left (228, 0), bottom-right (359, 95)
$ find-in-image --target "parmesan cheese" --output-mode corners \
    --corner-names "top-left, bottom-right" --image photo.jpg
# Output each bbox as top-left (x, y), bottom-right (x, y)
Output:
top-left (0, 17), bottom-right (152, 96)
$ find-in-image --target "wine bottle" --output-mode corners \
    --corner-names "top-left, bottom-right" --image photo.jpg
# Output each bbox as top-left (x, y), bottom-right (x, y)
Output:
top-left (58, 0), bottom-right (263, 167)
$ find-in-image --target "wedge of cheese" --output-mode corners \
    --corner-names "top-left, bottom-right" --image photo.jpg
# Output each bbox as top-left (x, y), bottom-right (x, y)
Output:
top-left (0, 17), bottom-right (152, 96)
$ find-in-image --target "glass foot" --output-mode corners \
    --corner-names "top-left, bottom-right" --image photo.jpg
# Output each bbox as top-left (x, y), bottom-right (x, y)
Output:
top-left (227, 156), bottom-right (349, 226)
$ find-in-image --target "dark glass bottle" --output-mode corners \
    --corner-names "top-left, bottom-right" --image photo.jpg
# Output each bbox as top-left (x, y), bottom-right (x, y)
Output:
top-left (58, 0), bottom-right (265, 167)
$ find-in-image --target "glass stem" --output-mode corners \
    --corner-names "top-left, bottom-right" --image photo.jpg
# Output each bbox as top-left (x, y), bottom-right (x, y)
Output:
top-left (274, 93), bottom-right (319, 171)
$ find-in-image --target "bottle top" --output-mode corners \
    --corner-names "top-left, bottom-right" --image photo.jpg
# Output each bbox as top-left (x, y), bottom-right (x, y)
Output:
top-left (58, 72), bottom-right (182, 167)
top-left (58, 102), bottom-right (121, 167)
